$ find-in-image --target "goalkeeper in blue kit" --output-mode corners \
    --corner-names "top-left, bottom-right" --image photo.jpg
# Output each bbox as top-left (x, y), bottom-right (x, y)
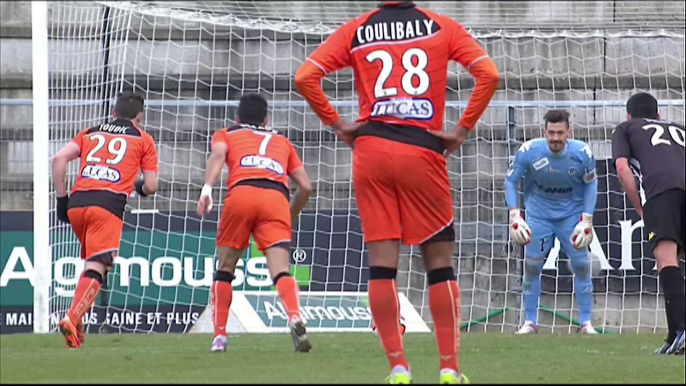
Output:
top-left (505, 110), bottom-right (599, 334)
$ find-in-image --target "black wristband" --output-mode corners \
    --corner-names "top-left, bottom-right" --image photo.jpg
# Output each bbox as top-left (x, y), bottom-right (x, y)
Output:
top-left (56, 195), bottom-right (69, 205)
top-left (134, 180), bottom-right (148, 197)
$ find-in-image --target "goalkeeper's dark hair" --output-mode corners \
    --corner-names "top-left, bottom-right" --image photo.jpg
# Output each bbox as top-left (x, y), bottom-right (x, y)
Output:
top-left (114, 92), bottom-right (145, 119)
top-left (626, 92), bottom-right (658, 119)
top-left (237, 93), bottom-right (268, 125)
top-left (543, 109), bottom-right (570, 130)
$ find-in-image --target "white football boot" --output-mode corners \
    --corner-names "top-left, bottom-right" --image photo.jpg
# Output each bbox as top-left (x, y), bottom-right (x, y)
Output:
top-left (210, 335), bottom-right (227, 353)
top-left (579, 322), bottom-right (599, 334)
top-left (515, 321), bottom-right (537, 335)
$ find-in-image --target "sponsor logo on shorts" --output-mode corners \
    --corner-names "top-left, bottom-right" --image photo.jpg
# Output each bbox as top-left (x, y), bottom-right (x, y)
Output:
top-left (370, 98), bottom-right (434, 120)
top-left (240, 155), bottom-right (284, 176)
top-left (81, 165), bottom-right (121, 183)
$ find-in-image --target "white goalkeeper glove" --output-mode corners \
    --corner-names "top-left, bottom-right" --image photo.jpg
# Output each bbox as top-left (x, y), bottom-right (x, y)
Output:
top-left (571, 213), bottom-right (594, 250)
top-left (509, 209), bottom-right (531, 245)
top-left (197, 184), bottom-right (213, 217)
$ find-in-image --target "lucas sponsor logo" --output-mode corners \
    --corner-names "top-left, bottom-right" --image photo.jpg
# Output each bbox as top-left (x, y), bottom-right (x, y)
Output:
top-left (370, 98), bottom-right (433, 120)
top-left (240, 155), bottom-right (284, 176)
top-left (81, 165), bottom-right (121, 182)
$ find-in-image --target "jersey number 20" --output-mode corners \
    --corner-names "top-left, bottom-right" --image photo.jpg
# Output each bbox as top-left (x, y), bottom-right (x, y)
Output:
top-left (642, 124), bottom-right (685, 147)
top-left (366, 48), bottom-right (429, 98)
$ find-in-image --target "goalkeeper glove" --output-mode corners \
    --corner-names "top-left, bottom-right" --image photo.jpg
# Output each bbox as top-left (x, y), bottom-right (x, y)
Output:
top-left (509, 209), bottom-right (531, 245)
top-left (571, 213), bottom-right (594, 250)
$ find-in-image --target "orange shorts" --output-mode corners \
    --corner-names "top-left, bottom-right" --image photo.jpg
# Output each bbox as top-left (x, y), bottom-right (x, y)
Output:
top-left (353, 137), bottom-right (454, 246)
top-left (216, 185), bottom-right (292, 252)
top-left (67, 206), bottom-right (123, 262)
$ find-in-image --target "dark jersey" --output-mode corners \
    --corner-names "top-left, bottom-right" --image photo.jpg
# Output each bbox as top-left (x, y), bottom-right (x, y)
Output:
top-left (612, 118), bottom-right (685, 201)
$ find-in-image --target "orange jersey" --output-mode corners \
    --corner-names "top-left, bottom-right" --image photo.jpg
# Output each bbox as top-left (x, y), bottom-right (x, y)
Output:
top-left (297, 1), bottom-right (499, 131)
top-left (70, 119), bottom-right (158, 197)
top-left (212, 124), bottom-right (303, 191)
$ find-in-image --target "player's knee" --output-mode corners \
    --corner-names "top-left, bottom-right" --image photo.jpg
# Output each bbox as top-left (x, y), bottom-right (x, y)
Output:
top-left (83, 269), bottom-right (103, 284)
top-left (272, 271), bottom-right (291, 285)
top-left (369, 266), bottom-right (397, 280)
top-left (569, 259), bottom-right (591, 279)
top-left (214, 270), bottom-right (235, 283)
top-left (524, 259), bottom-right (544, 279)
top-left (427, 267), bottom-right (456, 285)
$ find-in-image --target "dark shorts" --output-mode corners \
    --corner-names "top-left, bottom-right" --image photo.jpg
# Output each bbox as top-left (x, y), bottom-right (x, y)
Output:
top-left (643, 188), bottom-right (685, 253)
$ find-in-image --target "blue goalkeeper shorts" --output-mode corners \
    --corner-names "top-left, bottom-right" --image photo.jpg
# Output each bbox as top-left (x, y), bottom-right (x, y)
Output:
top-left (525, 215), bottom-right (586, 260)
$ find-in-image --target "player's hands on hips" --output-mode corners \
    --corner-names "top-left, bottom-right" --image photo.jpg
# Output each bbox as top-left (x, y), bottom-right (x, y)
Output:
top-left (197, 184), bottom-right (213, 217)
top-left (331, 119), bottom-right (364, 148)
top-left (509, 209), bottom-right (531, 245)
top-left (571, 213), bottom-right (594, 250)
top-left (428, 126), bottom-right (470, 157)
top-left (56, 195), bottom-right (70, 224)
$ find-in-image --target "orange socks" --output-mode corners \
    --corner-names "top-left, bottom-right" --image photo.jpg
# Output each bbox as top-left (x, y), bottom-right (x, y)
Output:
top-left (428, 268), bottom-right (462, 373)
top-left (67, 270), bottom-right (102, 324)
top-left (368, 267), bottom-right (409, 371)
top-left (211, 271), bottom-right (234, 337)
top-left (275, 273), bottom-right (301, 323)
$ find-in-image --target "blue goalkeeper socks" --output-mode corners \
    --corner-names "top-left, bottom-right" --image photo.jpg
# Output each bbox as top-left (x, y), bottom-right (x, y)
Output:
top-left (523, 258), bottom-right (545, 324)
top-left (570, 258), bottom-right (593, 325)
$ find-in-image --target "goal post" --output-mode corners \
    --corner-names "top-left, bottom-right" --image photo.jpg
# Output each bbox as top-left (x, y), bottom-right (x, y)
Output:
top-left (23, 1), bottom-right (684, 334)
top-left (31, 0), bottom-right (51, 334)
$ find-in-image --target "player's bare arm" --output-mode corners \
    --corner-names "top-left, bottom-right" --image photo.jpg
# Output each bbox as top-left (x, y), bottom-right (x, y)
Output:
top-left (429, 22), bottom-right (499, 156)
top-left (295, 22), bottom-right (360, 147)
top-left (197, 141), bottom-right (228, 217)
top-left (288, 166), bottom-right (312, 221)
top-left (51, 141), bottom-right (81, 223)
top-left (615, 157), bottom-right (643, 219)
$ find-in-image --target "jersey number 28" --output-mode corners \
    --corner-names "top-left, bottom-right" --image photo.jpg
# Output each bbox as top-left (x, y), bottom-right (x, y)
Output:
top-left (642, 124), bottom-right (685, 147)
top-left (366, 48), bottom-right (429, 98)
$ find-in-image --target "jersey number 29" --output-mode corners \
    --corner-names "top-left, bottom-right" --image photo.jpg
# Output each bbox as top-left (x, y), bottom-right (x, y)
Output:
top-left (366, 48), bottom-right (429, 98)
top-left (642, 124), bottom-right (685, 147)
top-left (85, 134), bottom-right (128, 165)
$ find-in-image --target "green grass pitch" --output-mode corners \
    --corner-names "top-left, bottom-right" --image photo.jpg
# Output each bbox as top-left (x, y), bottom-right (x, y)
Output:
top-left (1, 333), bottom-right (684, 384)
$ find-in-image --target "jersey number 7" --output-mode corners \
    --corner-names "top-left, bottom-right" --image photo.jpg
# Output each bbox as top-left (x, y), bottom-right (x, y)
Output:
top-left (253, 132), bottom-right (273, 155)
top-left (366, 48), bottom-right (430, 98)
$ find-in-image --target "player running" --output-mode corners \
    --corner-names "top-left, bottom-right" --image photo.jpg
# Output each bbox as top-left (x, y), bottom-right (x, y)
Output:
top-left (505, 110), bottom-right (599, 335)
top-left (52, 93), bottom-right (159, 348)
top-left (295, 1), bottom-right (499, 383)
top-left (612, 92), bottom-right (685, 355)
top-left (197, 94), bottom-right (313, 354)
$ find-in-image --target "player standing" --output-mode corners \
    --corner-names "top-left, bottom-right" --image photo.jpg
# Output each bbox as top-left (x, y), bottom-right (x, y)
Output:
top-left (52, 93), bottom-right (159, 348)
top-left (505, 110), bottom-right (599, 335)
top-left (197, 94), bottom-right (313, 353)
top-left (295, 1), bottom-right (499, 383)
top-left (612, 92), bottom-right (685, 355)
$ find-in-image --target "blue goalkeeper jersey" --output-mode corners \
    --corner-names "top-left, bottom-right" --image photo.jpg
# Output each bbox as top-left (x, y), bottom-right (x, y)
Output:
top-left (505, 138), bottom-right (598, 221)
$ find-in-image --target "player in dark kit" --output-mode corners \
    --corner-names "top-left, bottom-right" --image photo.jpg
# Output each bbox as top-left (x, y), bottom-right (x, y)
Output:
top-left (612, 92), bottom-right (685, 355)
top-left (295, 0), bottom-right (499, 383)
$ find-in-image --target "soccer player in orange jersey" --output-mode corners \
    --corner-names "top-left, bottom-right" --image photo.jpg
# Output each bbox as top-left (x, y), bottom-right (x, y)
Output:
top-left (52, 93), bottom-right (159, 348)
top-left (197, 94), bottom-right (313, 353)
top-left (295, 1), bottom-right (499, 383)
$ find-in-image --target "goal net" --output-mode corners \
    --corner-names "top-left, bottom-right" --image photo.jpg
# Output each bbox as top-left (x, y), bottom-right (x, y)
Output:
top-left (41, 1), bottom-right (685, 334)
